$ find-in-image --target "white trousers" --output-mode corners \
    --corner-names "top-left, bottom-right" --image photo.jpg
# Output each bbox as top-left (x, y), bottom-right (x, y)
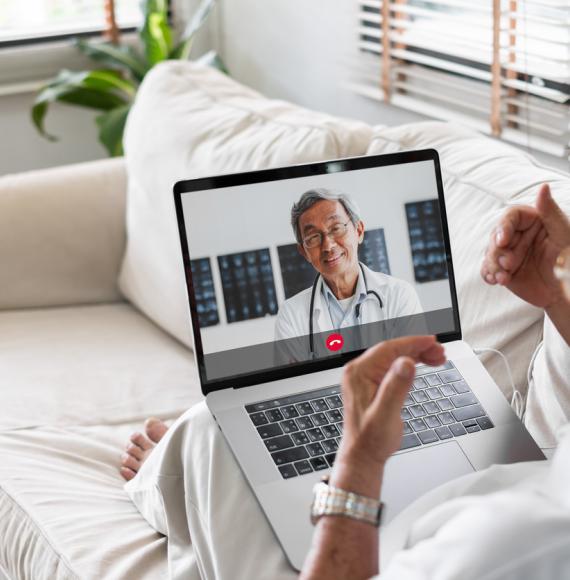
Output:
top-left (125, 402), bottom-right (549, 580)
top-left (125, 402), bottom-right (298, 580)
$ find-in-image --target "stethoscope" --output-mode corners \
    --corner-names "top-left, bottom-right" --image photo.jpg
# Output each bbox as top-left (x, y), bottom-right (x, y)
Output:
top-left (308, 262), bottom-right (383, 356)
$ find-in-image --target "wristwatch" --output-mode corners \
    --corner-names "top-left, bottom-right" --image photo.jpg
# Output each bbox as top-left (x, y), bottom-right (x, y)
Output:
top-left (310, 476), bottom-right (384, 527)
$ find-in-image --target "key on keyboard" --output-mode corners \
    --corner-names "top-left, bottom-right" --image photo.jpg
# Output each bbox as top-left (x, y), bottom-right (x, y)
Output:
top-left (247, 362), bottom-right (494, 478)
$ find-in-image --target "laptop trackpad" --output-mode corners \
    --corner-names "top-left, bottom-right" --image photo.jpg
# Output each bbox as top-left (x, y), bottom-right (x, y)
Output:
top-left (382, 441), bottom-right (474, 524)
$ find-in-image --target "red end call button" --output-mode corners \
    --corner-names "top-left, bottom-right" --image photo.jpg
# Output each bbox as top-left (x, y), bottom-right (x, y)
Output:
top-left (326, 333), bottom-right (344, 352)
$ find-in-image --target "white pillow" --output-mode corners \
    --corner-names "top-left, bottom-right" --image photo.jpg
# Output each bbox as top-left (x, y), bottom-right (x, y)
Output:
top-left (367, 121), bottom-right (570, 401)
top-left (120, 61), bottom-right (372, 348)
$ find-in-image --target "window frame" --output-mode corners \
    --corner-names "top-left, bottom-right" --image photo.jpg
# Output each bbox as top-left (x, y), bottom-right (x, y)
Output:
top-left (355, 0), bottom-right (570, 159)
top-left (0, 0), bottom-right (177, 91)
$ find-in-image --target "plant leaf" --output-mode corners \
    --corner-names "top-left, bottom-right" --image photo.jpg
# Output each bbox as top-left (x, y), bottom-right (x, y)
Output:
top-left (32, 70), bottom-right (130, 140)
top-left (170, 0), bottom-right (216, 60)
top-left (31, 101), bottom-right (55, 141)
top-left (140, 1), bottom-right (172, 66)
top-left (96, 104), bottom-right (131, 157)
top-left (195, 50), bottom-right (228, 74)
top-left (54, 69), bottom-right (137, 98)
top-left (182, 0), bottom-right (216, 46)
top-left (75, 39), bottom-right (148, 82)
top-left (169, 37), bottom-right (193, 61)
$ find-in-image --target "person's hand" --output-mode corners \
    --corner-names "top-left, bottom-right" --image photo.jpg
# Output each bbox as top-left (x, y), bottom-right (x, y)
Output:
top-left (481, 184), bottom-right (570, 309)
top-left (331, 336), bottom-right (445, 496)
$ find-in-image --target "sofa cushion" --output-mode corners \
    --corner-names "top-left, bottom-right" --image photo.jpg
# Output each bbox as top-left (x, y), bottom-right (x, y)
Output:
top-left (0, 303), bottom-right (201, 431)
top-left (366, 121), bottom-right (570, 402)
top-left (119, 61), bottom-right (372, 348)
top-left (0, 422), bottom-right (200, 580)
top-left (0, 158), bottom-right (126, 310)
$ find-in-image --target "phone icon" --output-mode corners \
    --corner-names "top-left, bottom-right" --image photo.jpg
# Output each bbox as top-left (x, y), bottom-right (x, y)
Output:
top-left (326, 333), bottom-right (344, 352)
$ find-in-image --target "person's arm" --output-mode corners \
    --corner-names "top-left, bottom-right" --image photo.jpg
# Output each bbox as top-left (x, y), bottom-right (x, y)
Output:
top-left (544, 300), bottom-right (570, 348)
top-left (481, 184), bottom-right (570, 345)
top-left (300, 336), bottom-right (446, 580)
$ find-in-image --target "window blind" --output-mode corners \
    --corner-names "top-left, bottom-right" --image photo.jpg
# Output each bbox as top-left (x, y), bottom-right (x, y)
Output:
top-left (0, 0), bottom-right (141, 45)
top-left (354, 0), bottom-right (570, 159)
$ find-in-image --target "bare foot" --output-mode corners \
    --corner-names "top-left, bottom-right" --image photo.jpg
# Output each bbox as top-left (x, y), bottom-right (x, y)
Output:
top-left (120, 417), bottom-right (169, 481)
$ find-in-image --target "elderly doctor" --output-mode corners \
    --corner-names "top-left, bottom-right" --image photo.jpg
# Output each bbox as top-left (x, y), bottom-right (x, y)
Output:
top-left (275, 188), bottom-right (423, 343)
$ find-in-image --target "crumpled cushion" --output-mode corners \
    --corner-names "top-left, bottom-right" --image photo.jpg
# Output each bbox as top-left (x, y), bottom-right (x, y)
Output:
top-left (119, 61), bottom-right (372, 348)
top-left (0, 422), bottom-right (199, 580)
top-left (366, 121), bottom-right (570, 404)
top-left (0, 303), bottom-right (202, 431)
top-left (0, 158), bottom-right (126, 311)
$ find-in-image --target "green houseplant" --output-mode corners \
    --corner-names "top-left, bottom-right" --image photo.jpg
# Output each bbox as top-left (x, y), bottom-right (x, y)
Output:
top-left (32, 0), bottom-right (224, 156)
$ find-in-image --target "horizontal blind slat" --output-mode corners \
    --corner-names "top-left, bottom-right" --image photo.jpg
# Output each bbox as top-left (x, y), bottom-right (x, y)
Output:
top-left (502, 78), bottom-right (569, 103)
top-left (356, 0), bottom-right (570, 158)
top-left (504, 114), bottom-right (567, 135)
top-left (0, 0), bottom-right (142, 44)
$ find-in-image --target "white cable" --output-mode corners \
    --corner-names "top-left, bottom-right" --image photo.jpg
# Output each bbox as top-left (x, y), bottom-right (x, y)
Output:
top-left (473, 347), bottom-right (524, 420)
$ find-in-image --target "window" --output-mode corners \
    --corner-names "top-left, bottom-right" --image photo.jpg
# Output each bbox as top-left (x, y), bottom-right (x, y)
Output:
top-left (354, 0), bottom-right (570, 158)
top-left (0, 0), bottom-right (141, 46)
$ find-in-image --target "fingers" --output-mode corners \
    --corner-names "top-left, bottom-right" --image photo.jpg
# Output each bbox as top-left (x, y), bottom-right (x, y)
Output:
top-left (481, 183), bottom-right (570, 288)
top-left (494, 205), bottom-right (538, 249)
top-left (536, 184), bottom-right (570, 244)
top-left (481, 205), bottom-right (540, 286)
top-left (371, 356), bottom-right (416, 418)
top-left (419, 342), bottom-right (448, 366)
top-left (359, 335), bottom-right (444, 373)
top-left (341, 337), bottom-right (444, 416)
top-left (351, 336), bottom-right (444, 389)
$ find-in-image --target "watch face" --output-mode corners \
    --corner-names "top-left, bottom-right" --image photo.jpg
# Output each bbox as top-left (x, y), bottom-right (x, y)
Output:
top-left (310, 481), bottom-right (331, 525)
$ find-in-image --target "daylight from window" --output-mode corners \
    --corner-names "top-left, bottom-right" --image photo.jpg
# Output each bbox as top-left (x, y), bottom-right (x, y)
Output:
top-left (0, 0), bottom-right (140, 43)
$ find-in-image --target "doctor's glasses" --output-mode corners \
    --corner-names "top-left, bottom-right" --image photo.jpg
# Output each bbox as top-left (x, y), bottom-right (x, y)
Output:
top-left (302, 221), bottom-right (350, 249)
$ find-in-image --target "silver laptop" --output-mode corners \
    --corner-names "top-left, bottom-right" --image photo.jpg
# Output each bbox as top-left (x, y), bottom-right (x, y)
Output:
top-left (173, 149), bottom-right (544, 570)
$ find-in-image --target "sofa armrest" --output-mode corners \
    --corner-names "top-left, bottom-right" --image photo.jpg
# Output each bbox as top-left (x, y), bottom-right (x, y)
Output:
top-left (0, 158), bottom-right (127, 310)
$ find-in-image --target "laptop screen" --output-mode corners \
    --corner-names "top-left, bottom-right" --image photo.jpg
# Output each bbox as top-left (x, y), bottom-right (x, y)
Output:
top-left (174, 150), bottom-right (461, 393)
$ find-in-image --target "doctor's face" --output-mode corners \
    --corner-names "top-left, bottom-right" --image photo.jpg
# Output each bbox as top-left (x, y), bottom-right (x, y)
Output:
top-left (298, 200), bottom-right (364, 285)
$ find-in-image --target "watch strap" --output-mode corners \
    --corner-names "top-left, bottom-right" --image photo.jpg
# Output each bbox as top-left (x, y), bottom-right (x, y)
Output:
top-left (311, 480), bottom-right (383, 527)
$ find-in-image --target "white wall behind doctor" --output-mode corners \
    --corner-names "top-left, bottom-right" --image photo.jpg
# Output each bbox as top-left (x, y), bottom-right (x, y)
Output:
top-left (183, 160), bottom-right (453, 353)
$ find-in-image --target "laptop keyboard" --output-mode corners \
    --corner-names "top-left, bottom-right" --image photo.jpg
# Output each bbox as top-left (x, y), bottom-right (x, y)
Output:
top-left (245, 361), bottom-right (494, 480)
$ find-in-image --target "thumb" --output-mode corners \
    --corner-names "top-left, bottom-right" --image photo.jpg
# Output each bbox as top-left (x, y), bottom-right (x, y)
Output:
top-left (371, 356), bottom-right (415, 417)
top-left (536, 184), bottom-right (570, 243)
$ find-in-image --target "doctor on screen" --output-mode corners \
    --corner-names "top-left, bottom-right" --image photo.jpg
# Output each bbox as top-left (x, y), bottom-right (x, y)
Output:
top-left (275, 188), bottom-right (423, 343)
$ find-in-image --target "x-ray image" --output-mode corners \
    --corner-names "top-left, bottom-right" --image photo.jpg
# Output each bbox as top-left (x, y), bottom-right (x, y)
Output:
top-left (277, 244), bottom-right (316, 300)
top-left (405, 200), bottom-right (448, 283)
top-left (190, 258), bottom-right (220, 327)
top-left (358, 228), bottom-right (391, 275)
top-left (218, 249), bottom-right (279, 323)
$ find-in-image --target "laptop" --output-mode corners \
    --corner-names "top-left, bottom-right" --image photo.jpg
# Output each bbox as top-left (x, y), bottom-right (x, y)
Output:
top-left (173, 149), bottom-right (545, 570)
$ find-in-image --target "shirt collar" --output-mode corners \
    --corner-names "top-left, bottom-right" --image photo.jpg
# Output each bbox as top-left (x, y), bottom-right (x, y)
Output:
top-left (321, 267), bottom-right (367, 307)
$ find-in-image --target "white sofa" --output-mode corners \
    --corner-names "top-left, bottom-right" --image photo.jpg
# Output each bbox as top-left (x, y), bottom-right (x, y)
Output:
top-left (1, 62), bottom-right (569, 579)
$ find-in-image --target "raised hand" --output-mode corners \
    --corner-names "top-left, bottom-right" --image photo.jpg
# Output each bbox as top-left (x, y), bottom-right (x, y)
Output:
top-left (481, 184), bottom-right (570, 309)
top-left (334, 336), bottom-right (445, 493)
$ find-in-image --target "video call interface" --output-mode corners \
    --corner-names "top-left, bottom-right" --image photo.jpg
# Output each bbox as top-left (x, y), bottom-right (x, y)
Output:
top-left (181, 160), bottom-right (457, 383)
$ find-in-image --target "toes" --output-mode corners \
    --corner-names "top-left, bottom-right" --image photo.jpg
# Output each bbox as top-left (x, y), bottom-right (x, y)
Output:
top-left (126, 443), bottom-right (144, 460)
top-left (130, 431), bottom-right (153, 451)
top-left (121, 453), bottom-right (141, 473)
top-left (145, 418), bottom-right (169, 444)
top-left (120, 466), bottom-right (137, 481)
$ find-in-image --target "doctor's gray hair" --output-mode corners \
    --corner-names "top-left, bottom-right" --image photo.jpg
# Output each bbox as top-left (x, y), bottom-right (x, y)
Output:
top-left (291, 188), bottom-right (362, 245)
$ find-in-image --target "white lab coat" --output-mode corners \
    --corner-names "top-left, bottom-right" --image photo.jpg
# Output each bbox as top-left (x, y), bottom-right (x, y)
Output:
top-left (275, 264), bottom-right (423, 341)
